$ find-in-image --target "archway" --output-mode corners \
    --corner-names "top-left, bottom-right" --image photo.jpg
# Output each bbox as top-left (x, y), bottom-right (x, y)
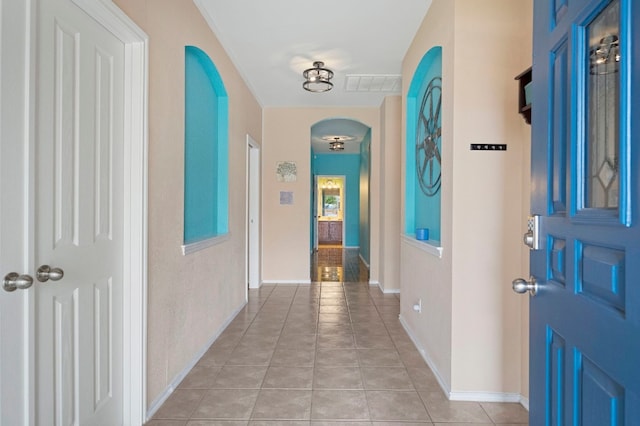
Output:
top-left (310, 118), bottom-right (371, 281)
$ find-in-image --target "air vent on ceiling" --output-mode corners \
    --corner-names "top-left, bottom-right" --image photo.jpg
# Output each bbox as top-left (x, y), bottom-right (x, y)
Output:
top-left (344, 74), bottom-right (402, 93)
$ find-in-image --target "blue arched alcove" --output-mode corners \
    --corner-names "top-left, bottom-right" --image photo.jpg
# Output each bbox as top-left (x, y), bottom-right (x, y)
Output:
top-left (405, 46), bottom-right (442, 243)
top-left (184, 46), bottom-right (229, 244)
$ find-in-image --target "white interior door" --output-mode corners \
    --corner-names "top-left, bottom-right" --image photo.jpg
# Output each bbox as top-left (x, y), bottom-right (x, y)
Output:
top-left (247, 135), bottom-right (261, 289)
top-left (35, 0), bottom-right (125, 423)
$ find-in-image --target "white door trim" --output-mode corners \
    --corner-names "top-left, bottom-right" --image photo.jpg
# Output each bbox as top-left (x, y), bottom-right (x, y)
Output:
top-left (313, 175), bottom-right (319, 251)
top-left (0, 0), bottom-right (34, 423)
top-left (246, 134), bottom-right (261, 290)
top-left (60, 0), bottom-right (149, 423)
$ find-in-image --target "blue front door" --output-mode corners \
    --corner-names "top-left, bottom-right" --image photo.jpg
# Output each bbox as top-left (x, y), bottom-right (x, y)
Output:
top-left (530, 0), bottom-right (640, 424)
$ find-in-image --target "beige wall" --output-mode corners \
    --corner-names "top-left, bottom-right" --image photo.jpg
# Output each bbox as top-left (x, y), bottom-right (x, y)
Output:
top-left (400, 0), bottom-right (456, 389)
top-left (262, 107), bottom-right (381, 284)
top-left (114, 0), bottom-right (262, 409)
top-left (400, 0), bottom-right (532, 399)
top-left (379, 97), bottom-right (402, 292)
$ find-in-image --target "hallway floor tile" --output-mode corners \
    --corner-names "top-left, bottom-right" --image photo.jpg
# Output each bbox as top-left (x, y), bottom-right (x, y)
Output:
top-left (147, 248), bottom-right (528, 425)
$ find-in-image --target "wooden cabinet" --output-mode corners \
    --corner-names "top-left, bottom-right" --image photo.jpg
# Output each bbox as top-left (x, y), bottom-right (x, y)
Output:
top-left (328, 221), bottom-right (342, 242)
top-left (318, 221), bottom-right (342, 244)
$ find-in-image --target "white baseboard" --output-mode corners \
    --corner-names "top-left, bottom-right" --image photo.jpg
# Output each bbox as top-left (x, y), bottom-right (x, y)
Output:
top-left (369, 280), bottom-right (400, 294)
top-left (145, 301), bottom-right (247, 421)
top-left (261, 279), bottom-right (311, 285)
top-left (370, 280), bottom-right (401, 294)
top-left (359, 253), bottom-right (370, 268)
top-left (376, 281), bottom-right (400, 294)
top-left (399, 314), bottom-right (529, 410)
top-left (449, 391), bottom-right (523, 403)
top-left (398, 314), bottom-right (451, 396)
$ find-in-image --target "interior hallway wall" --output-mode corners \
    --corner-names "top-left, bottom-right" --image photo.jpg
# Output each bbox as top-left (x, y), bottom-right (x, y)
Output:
top-left (379, 96), bottom-right (402, 292)
top-left (113, 0), bottom-right (262, 410)
top-left (262, 108), bottom-right (380, 284)
top-left (358, 131), bottom-right (371, 266)
top-left (401, 0), bottom-right (455, 390)
top-left (400, 0), bottom-right (533, 398)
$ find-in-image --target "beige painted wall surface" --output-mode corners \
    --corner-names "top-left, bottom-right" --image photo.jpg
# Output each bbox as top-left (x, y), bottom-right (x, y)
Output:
top-left (450, 0), bottom-right (532, 394)
top-left (262, 107), bottom-right (380, 283)
top-left (113, 0), bottom-right (262, 409)
top-left (400, 0), bottom-right (532, 397)
top-left (400, 0), bottom-right (455, 390)
top-left (379, 96), bottom-right (402, 292)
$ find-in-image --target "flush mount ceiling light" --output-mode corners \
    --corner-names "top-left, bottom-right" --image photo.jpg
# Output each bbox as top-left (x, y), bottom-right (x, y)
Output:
top-left (303, 61), bottom-right (334, 93)
top-left (329, 137), bottom-right (345, 151)
top-left (321, 135), bottom-right (353, 152)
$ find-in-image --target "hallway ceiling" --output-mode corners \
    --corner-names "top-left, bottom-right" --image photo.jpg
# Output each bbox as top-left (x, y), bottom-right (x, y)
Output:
top-left (310, 118), bottom-right (370, 154)
top-left (196, 0), bottom-right (432, 109)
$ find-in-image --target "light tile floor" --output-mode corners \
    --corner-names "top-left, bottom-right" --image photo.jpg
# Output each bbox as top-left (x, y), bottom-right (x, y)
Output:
top-left (147, 248), bottom-right (528, 425)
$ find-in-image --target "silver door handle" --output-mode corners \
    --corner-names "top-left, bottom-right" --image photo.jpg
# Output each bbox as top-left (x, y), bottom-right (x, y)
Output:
top-left (3, 272), bottom-right (34, 292)
top-left (36, 265), bottom-right (64, 282)
top-left (512, 276), bottom-right (538, 296)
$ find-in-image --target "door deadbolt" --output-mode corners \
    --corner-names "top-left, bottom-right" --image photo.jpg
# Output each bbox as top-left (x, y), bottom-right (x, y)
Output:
top-left (523, 215), bottom-right (541, 250)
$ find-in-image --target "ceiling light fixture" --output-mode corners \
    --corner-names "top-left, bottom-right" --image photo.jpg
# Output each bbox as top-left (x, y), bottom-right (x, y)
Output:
top-left (329, 137), bottom-right (344, 151)
top-left (303, 61), bottom-right (334, 93)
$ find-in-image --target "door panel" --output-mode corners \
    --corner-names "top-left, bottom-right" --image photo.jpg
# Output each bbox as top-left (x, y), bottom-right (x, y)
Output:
top-left (550, 40), bottom-right (568, 214)
top-left (36, 0), bottom-right (124, 423)
top-left (531, 0), bottom-right (640, 423)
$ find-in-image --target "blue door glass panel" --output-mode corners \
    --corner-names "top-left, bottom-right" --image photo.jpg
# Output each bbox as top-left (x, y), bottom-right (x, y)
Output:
top-left (530, 0), bottom-right (640, 423)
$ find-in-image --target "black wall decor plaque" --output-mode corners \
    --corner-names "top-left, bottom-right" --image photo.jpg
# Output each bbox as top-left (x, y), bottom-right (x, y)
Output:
top-left (470, 144), bottom-right (507, 151)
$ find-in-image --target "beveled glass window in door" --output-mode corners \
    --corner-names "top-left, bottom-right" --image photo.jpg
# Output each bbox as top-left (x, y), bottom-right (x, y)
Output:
top-left (585, 0), bottom-right (620, 210)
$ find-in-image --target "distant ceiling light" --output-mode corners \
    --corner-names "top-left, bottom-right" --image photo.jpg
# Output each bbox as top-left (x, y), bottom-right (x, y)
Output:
top-left (329, 137), bottom-right (344, 151)
top-left (303, 61), bottom-right (334, 93)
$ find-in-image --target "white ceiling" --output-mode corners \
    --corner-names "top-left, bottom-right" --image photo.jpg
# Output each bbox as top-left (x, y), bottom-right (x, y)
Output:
top-left (196, 0), bottom-right (432, 151)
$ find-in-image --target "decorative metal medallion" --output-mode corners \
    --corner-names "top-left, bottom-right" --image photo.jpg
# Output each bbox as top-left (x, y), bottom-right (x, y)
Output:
top-left (416, 76), bottom-right (442, 196)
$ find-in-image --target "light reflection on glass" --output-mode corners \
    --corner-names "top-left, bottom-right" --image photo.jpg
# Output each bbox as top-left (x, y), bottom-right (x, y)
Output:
top-left (585, 0), bottom-right (620, 210)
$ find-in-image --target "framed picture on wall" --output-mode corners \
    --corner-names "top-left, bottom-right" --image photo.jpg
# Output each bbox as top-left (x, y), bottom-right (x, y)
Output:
top-left (276, 161), bottom-right (297, 182)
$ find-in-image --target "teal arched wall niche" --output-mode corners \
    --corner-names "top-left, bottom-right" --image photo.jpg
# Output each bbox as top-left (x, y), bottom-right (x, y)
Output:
top-left (184, 46), bottom-right (229, 243)
top-left (405, 46), bottom-right (442, 243)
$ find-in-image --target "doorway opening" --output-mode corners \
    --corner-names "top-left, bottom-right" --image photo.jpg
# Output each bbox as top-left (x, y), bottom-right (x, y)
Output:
top-left (315, 176), bottom-right (345, 248)
top-left (309, 117), bottom-right (372, 283)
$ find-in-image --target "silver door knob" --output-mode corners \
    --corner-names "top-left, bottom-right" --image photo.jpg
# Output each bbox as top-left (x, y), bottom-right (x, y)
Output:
top-left (3, 272), bottom-right (34, 292)
top-left (36, 265), bottom-right (64, 282)
top-left (512, 276), bottom-right (538, 296)
top-left (523, 231), bottom-right (534, 248)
